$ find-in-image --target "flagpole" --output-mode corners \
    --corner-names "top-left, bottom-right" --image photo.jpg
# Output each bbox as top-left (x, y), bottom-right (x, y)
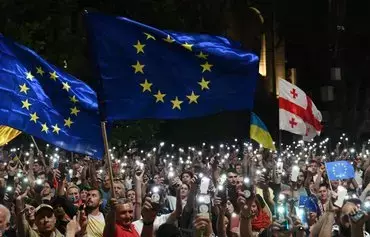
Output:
top-left (100, 121), bottom-right (116, 198)
top-left (30, 136), bottom-right (41, 153)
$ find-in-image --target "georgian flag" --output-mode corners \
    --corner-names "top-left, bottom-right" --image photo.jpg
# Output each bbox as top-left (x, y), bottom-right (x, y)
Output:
top-left (279, 79), bottom-right (322, 138)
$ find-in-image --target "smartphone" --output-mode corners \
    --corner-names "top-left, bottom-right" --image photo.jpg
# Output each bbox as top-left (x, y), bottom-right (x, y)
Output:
top-left (196, 194), bottom-right (211, 217)
top-left (350, 211), bottom-right (365, 222)
top-left (291, 166), bottom-right (300, 182)
top-left (58, 163), bottom-right (67, 181)
top-left (276, 202), bottom-right (289, 231)
top-left (147, 185), bottom-right (162, 211)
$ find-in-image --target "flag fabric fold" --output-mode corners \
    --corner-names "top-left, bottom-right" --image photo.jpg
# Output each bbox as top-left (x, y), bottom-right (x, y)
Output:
top-left (0, 34), bottom-right (104, 158)
top-left (84, 12), bottom-right (259, 121)
top-left (250, 112), bottom-right (276, 150)
top-left (279, 79), bottom-right (322, 139)
top-left (0, 126), bottom-right (21, 146)
top-left (325, 161), bottom-right (355, 181)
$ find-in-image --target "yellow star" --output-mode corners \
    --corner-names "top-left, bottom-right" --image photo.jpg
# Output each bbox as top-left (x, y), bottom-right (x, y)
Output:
top-left (49, 71), bottom-right (59, 81)
top-left (36, 66), bottom-right (45, 76)
top-left (52, 124), bottom-right (61, 134)
top-left (198, 77), bottom-right (210, 90)
top-left (182, 42), bottom-right (193, 51)
top-left (163, 35), bottom-right (175, 43)
top-left (133, 40), bottom-right (146, 54)
top-left (153, 90), bottom-right (166, 103)
top-left (200, 61), bottom-right (213, 72)
top-left (171, 97), bottom-right (183, 110)
top-left (41, 123), bottom-right (49, 133)
top-left (29, 112), bottom-right (39, 123)
top-left (70, 107), bottom-right (80, 116)
top-left (196, 51), bottom-right (208, 59)
top-left (131, 61), bottom-right (145, 74)
top-left (143, 32), bottom-right (156, 40)
top-left (62, 82), bottom-right (71, 92)
top-left (21, 99), bottom-right (32, 110)
top-left (26, 71), bottom-right (34, 81)
top-left (186, 91), bottom-right (200, 104)
top-left (70, 95), bottom-right (79, 104)
top-left (19, 83), bottom-right (30, 94)
top-left (64, 117), bottom-right (74, 128)
top-left (140, 79), bottom-right (152, 92)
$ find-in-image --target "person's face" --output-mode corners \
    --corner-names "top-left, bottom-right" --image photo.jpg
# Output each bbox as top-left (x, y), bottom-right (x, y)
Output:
top-left (331, 180), bottom-right (339, 189)
top-left (116, 203), bottom-right (134, 227)
top-left (68, 187), bottom-right (80, 203)
top-left (33, 163), bottom-right (41, 173)
top-left (86, 190), bottom-right (102, 209)
top-left (298, 171), bottom-right (305, 184)
top-left (72, 163), bottom-right (80, 172)
top-left (113, 183), bottom-right (125, 198)
top-left (0, 210), bottom-right (9, 232)
top-left (226, 200), bottom-right (234, 214)
top-left (180, 184), bottom-right (189, 198)
top-left (319, 186), bottom-right (328, 201)
top-left (127, 190), bottom-right (136, 203)
top-left (42, 182), bottom-right (51, 197)
top-left (310, 162), bottom-right (318, 174)
top-left (103, 176), bottom-right (111, 189)
top-left (181, 173), bottom-right (191, 184)
top-left (154, 175), bottom-right (163, 185)
top-left (80, 190), bottom-right (88, 202)
top-left (250, 202), bottom-right (258, 215)
top-left (25, 204), bottom-right (35, 222)
top-left (35, 209), bottom-right (56, 232)
top-left (235, 165), bottom-right (243, 174)
top-left (227, 172), bottom-right (238, 186)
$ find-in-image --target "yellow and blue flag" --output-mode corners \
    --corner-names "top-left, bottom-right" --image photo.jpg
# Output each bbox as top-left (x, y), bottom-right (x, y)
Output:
top-left (325, 161), bottom-right (355, 181)
top-left (85, 12), bottom-right (259, 121)
top-left (250, 112), bottom-right (276, 150)
top-left (0, 35), bottom-right (104, 158)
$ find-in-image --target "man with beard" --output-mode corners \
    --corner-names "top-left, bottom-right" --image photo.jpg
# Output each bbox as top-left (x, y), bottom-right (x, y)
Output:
top-left (83, 189), bottom-right (105, 237)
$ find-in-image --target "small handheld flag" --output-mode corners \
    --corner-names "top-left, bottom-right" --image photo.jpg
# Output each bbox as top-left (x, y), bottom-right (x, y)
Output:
top-left (325, 161), bottom-right (355, 181)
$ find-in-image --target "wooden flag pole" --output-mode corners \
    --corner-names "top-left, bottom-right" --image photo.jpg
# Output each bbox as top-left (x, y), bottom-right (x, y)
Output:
top-left (30, 136), bottom-right (41, 153)
top-left (100, 121), bottom-right (116, 198)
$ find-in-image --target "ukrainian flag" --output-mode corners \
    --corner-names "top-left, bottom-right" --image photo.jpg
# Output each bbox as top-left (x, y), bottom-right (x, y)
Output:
top-left (250, 112), bottom-right (276, 150)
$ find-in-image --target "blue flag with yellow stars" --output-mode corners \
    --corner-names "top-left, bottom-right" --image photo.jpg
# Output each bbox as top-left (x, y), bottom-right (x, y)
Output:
top-left (325, 161), bottom-right (355, 181)
top-left (85, 12), bottom-right (259, 121)
top-left (0, 34), bottom-right (104, 158)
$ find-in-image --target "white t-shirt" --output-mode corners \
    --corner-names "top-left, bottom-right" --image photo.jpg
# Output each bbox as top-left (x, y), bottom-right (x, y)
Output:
top-left (87, 212), bottom-right (105, 237)
top-left (133, 213), bottom-right (172, 236)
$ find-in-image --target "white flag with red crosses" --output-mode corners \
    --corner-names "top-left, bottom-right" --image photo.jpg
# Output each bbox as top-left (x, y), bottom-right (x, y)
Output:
top-left (279, 79), bottom-right (322, 138)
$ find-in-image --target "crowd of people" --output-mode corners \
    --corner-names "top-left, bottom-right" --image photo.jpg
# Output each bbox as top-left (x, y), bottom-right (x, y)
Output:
top-left (0, 136), bottom-right (369, 237)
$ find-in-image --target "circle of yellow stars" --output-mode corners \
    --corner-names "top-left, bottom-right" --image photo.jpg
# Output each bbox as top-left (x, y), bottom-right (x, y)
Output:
top-left (331, 162), bottom-right (349, 179)
top-left (130, 32), bottom-right (213, 110)
top-left (19, 66), bottom-right (80, 135)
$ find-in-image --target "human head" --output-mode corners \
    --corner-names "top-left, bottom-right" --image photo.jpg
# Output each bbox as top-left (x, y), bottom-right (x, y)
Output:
top-left (227, 169), bottom-right (238, 186)
top-left (80, 187), bottom-right (89, 202)
top-left (33, 160), bottom-right (43, 174)
top-left (115, 199), bottom-right (134, 228)
top-left (113, 181), bottom-right (126, 198)
top-left (180, 171), bottom-right (193, 184)
top-left (86, 189), bottom-right (103, 211)
top-left (126, 190), bottom-right (136, 203)
top-left (180, 183), bottom-right (190, 199)
top-left (0, 205), bottom-right (10, 232)
top-left (235, 164), bottom-right (243, 175)
top-left (153, 174), bottom-right (164, 185)
top-left (103, 175), bottom-right (111, 190)
top-left (297, 171), bottom-right (305, 185)
top-left (67, 185), bottom-right (80, 203)
top-left (309, 160), bottom-right (319, 174)
top-left (226, 200), bottom-right (234, 215)
top-left (34, 204), bottom-right (56, 233)
top-left (318, 184), bottom-right (328, 201)
top-left (41, 181), bottom-right (52, 197)
top-left (250, 201), bottom-right (258, 216)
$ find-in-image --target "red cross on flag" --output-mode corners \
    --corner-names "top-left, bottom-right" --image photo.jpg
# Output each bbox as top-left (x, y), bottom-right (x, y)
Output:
top-left (279, 79), bottom-right (322, 138)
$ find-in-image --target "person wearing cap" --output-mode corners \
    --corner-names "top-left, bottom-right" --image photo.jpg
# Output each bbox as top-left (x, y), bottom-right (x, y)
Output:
top-left (16, 190), bottom-right (63, 237)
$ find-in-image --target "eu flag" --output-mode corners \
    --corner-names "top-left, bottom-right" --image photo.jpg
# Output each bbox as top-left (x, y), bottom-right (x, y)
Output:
top-left (0, 35), bottom-right (104, 158)
top-left (85, 12), bottom-right (259, 121)
top-left (325, 161), bottom-right (355, 181)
